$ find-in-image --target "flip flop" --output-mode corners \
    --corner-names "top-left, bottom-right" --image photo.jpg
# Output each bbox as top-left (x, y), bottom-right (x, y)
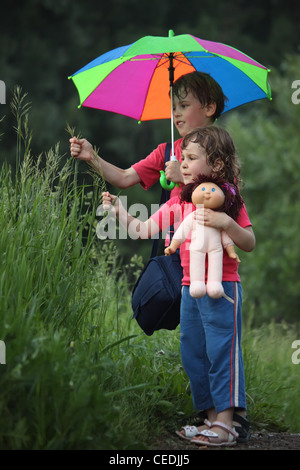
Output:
top-left (176, 419), bottom-right (212, 441)
top-left (191, 421), bottom-right (239, 447)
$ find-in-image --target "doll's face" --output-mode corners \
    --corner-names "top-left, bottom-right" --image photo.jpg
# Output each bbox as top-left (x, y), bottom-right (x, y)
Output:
top-left (191, 182), bottom-right (225, 209)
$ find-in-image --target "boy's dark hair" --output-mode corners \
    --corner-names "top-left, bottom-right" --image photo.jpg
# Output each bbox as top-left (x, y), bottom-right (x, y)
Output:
top-left (173, 71), bottom-right (228, 121)
top-left (181, 126), bottom-right (242, 187)
top-left (180, 174), bottom-right (243, 221)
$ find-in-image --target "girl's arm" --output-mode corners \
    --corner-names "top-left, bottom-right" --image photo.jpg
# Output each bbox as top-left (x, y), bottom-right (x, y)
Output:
top-left (195, 208), bottom-right (255, 252)
top-left (224, 223), bottom-right (255, 252)
top-left (102, 192), bottom-right (160, 239)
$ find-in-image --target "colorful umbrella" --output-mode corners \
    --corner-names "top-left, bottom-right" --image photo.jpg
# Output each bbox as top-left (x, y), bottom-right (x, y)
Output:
top-left (69, 30), bottom-right (271, 188)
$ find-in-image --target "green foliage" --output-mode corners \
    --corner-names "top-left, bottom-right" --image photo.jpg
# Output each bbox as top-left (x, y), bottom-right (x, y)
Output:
top-left (0, 144), bottom-right (141, 448)
top-left (243, 320), bottom-right (300, 432)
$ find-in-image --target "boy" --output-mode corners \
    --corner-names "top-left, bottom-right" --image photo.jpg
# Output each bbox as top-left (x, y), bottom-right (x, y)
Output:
top-left (69, 72), bottom-right (227, 198)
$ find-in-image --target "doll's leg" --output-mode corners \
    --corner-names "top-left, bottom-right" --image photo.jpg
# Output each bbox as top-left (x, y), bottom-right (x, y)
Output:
top-left (206, 250), bottom-right (224, 298)
top-left (189, 250), bottom-right (206, 298)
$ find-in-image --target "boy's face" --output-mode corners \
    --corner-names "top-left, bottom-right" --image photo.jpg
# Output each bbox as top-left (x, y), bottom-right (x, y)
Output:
top-left (180, 140), bottom-right (211, 185)
top-left (173, 90), bottom-right (216, 137)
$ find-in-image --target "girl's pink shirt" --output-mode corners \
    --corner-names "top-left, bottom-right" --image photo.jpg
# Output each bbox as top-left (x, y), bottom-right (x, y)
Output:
top-left (150, 196), bottom-right (252, 285)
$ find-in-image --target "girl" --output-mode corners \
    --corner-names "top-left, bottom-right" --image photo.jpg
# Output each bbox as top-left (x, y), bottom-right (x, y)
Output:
top-left (102, 126), bottom-right (255, 447)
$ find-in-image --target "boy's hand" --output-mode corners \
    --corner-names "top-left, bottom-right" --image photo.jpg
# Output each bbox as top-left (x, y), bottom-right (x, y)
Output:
top-left (70, 136), bottom-right (94, 162)
top-left (165, 160), bottom-right (183, 184)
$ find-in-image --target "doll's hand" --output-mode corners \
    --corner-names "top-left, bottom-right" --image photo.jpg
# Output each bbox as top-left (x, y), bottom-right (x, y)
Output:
top-left (226, 245), bottom-right (241, 263)
top-left (231, 252), bottom-right (241, 263)
top-left (164, 246), bottom-right (175, 256)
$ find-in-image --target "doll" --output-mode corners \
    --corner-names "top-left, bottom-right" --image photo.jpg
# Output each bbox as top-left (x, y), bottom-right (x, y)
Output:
top-left (165, 175), bottom-right (243, 299)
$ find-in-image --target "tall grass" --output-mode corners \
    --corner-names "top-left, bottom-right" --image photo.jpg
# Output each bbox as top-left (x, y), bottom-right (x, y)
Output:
top-left (0, 89), bottom-right (299, 450)
top-left (243, 319), bottom-right (300, 433)
top-left (0, 146), bottom-right (134, 449)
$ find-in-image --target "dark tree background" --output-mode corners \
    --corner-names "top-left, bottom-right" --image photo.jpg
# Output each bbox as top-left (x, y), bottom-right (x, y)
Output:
top-left (1, 0), bottom-right (299, 162)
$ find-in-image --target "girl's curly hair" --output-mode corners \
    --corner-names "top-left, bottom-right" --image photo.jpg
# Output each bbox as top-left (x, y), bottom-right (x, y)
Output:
top-left (182, 126), bottom-right (243, 188)
top-left (180, 174), bottom-right (243, 221)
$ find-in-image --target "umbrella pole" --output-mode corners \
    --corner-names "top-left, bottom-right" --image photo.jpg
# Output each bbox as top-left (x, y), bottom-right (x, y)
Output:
top-left (159, 51), bottom-right (179, 190)
top-left (169, 53), bottom-right (176, 161)
top-left (170, 86), bottom-right (175, 161)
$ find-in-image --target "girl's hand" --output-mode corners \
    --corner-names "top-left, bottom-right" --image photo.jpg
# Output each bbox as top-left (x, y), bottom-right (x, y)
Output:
top-left (194, 208), bottom-right (229, 230)
top-left (70, 136), bottom-right (94, 162)
top-left (102, 191), bottom-right (119, 214)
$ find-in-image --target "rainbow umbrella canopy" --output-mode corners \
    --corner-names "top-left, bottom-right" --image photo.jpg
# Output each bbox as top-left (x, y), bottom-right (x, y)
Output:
top-left (69, 30), bottom-right (271, 185)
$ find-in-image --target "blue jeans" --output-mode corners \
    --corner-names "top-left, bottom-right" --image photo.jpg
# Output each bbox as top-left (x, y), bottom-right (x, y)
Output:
top-left (180, 282), bottom-right (247, 414)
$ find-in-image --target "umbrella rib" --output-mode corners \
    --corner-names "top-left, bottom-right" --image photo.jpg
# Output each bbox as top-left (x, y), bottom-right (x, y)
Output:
top-left (128, 52), bottom-right (215, 66)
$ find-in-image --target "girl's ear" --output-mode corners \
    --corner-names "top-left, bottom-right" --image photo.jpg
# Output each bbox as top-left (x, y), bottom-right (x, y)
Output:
top-left (213, 158), bottom-right (224, 173)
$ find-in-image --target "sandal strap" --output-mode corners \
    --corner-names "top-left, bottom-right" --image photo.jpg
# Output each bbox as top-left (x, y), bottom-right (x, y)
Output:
top-left (181, 425), bottom-right (198, 437)
top-left (181, 420), bottom-right (212, 437)
top-left (203, 419), bottom-right (212, 428)
top-left (211, 421), bottom-right (239, 438)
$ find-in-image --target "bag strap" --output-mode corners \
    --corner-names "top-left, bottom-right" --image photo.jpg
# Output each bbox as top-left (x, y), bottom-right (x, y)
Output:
top-left (150, 143), bottom-right (172, 258)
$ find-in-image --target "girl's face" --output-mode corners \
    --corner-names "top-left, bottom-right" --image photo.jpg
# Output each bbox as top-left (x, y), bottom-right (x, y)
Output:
top-left (180, 141), bottom-right (211, 185)
top-left (173, 90), bottom-right (215, 137)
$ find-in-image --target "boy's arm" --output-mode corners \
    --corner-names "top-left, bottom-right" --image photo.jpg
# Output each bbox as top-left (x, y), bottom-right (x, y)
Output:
top-left (70, 137), bottom-right (141, 189)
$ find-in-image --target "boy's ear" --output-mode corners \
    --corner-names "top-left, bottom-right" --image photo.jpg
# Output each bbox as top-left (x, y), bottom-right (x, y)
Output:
top-left (205, 102), bottom-right (217, 118)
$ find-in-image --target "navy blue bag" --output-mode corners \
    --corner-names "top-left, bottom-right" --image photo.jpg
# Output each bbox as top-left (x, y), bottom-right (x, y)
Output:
top-left (131, 144), bottom-right (183, 336)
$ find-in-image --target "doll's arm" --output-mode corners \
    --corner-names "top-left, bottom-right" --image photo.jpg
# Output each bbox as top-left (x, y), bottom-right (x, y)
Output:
top-left (164, 239), bottom-right (181, 256)
top-left (221, 231), bottom-right (241, 263)
top-left (164, 213), bottom-right (193, 256)
top-left (225, 244), bottom-right (241, 263)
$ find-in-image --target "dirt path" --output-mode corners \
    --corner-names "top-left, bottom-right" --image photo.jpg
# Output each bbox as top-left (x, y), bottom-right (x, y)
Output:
top-left (153, 429), bottom-right (300, 451)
